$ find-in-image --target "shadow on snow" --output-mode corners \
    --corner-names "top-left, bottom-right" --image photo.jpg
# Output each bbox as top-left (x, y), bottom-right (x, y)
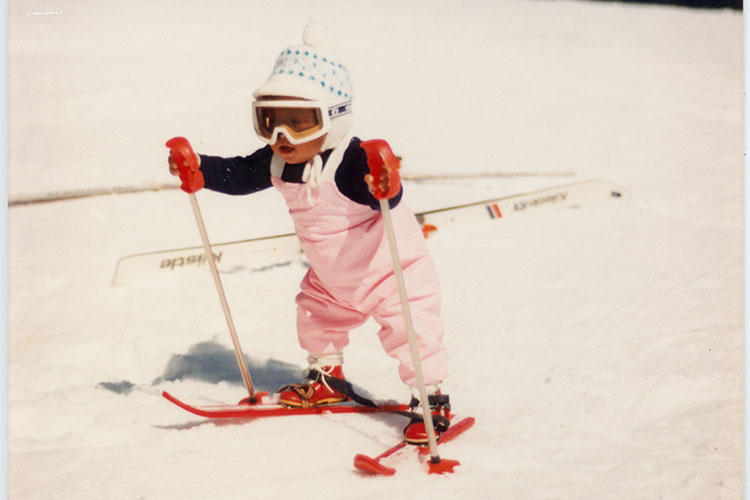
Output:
top-left (98, 339), bottom-right (379, 404)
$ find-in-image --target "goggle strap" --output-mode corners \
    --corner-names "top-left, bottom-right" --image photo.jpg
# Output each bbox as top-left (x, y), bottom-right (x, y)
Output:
top-left (328, 102), bottom-right (352, 119)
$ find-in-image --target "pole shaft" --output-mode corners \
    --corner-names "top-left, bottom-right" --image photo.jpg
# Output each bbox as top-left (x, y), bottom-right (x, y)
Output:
top-left (379, 198), bottom-right (441, 461)
top-left (189, 193), bottom-right (256, 400)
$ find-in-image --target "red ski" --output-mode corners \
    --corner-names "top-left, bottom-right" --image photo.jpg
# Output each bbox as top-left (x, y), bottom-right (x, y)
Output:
top-left (353, 416), bottom-right (476, 476)
top-left (162, 391), bottom-right (409, 419)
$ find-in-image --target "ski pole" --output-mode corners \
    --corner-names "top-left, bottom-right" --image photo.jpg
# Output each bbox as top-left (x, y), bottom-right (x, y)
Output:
top-left (166, 137), bottom-right (258, 403)
top-left (362, 140), bottom-right (459, 474)
top-left (187, 192), bottom-right (257, 402)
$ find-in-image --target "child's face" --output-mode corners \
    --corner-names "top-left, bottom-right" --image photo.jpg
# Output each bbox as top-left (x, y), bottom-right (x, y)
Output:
top-left (258, 95), bottom-right (328, 164)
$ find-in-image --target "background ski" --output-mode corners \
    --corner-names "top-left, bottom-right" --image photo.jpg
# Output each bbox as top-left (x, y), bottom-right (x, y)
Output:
top-left (353, 416), bottom-right (476, 476)
top-left (8, 171), bottom-right (574, 207)
top-left (113, 179), bottom-right (625, 285)
top-left (162, 391), bottom-right (409, 419)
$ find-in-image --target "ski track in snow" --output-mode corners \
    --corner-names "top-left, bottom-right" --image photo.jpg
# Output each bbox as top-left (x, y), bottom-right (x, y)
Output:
top-left (8, 1), bottom-right (742, 499)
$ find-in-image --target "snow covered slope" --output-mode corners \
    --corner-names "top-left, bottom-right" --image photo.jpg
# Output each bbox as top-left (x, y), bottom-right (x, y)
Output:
top-left (8, 1), bottom-right (742, 499)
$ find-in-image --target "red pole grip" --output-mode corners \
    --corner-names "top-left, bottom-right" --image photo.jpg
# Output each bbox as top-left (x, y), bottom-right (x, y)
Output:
top-left (166, 136), bottom-right (204, 194)
top-left (361, 139), bottom-right (401, 200)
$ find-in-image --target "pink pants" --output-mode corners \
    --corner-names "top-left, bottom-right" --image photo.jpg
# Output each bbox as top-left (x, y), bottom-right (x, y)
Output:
top-left (271, 153), bottom-right (448, 387)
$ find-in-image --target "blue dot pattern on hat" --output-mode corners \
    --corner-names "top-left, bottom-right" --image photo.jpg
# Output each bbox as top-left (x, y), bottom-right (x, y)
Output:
top-left (272, 47), bottom-right (352, 100)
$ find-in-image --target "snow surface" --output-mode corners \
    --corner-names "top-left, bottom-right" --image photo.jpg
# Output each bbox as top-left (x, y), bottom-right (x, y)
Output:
top-left (8, 1), bottom-right (743, 499)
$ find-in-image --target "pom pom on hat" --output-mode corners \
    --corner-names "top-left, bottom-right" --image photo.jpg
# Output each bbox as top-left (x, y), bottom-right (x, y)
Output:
top-left (253, 22), bottom-right (353, 150)
top-left (302, 21), bottom-right (338, 53)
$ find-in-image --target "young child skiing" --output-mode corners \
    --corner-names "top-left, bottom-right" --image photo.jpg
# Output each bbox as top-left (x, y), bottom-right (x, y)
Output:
top-left (167, 22), bottom-right (450, 445)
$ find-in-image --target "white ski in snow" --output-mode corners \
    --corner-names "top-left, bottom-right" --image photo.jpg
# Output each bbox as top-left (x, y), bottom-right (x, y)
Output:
top-left (112, 179), bottom-right (625, 285)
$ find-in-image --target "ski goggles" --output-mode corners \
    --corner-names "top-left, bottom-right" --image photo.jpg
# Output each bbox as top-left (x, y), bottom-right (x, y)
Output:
top-left (252, 100), bottom-right (352, 145)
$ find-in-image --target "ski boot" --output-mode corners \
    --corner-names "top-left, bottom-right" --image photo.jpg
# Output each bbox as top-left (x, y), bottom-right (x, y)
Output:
top-left (277, 357), bottom-right (349, 408)
top-left (403, 391), bottom-right (451, 445)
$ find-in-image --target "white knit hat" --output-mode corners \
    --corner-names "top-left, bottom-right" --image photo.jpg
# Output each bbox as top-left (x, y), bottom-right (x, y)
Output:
top-left (253, 22), bottom-right (353, 150)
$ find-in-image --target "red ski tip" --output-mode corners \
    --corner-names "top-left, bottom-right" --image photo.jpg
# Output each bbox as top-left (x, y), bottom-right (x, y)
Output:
top-left (353, 454), bottom-right (396, 476)
top-left (427, 457), bottom-right (461, 475)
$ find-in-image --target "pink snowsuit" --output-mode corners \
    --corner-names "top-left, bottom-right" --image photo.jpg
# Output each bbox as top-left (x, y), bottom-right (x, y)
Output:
top-left (269, 141), bottom-right (448, 387)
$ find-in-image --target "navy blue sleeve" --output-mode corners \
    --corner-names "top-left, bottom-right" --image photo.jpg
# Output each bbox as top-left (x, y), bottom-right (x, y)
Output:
top-left (334, 138), bottom-right (403, 210)
top-left (198, 146), bottom-right (274, 195)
